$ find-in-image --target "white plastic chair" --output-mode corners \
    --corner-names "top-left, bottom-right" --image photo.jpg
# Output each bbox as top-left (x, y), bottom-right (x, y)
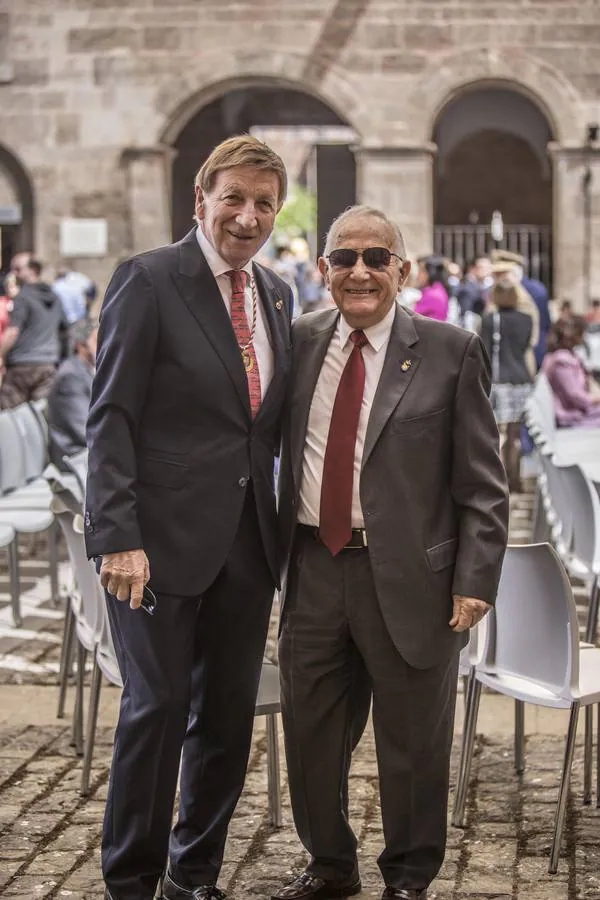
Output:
top-left (51, 497), bottom-right (104, 755)
top-left (452, 543), bottom-right (600, 874)
top-left (80, 584), bottom-right (283, 826)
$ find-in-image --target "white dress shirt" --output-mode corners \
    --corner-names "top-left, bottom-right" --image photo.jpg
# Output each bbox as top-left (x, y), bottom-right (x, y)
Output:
top-left (196, 226), bottom-right (274, 399)
top-left (297, 303), bottom-right (396, 528)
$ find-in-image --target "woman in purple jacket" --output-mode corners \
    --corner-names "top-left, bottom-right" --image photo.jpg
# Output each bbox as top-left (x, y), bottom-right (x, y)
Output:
top-left (414, 256), bottom-right (449, 321)
top-left (542, 316), bottom-right (600, 427)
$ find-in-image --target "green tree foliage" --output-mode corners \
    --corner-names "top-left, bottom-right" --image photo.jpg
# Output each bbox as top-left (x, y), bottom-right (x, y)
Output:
top-left (274, 184), bottom-right (317, 240)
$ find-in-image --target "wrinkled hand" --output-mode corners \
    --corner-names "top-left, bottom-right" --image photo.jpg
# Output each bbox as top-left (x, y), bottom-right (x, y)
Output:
top-left (100, 549), bottom-right (150, 610)
top-left (449, 594), bottom-right (491, 632)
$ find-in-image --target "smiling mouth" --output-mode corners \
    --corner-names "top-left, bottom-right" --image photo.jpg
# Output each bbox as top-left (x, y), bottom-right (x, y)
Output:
top-left (346, 288), bottom-right (377, 295)
top-left (228, 230), bottom-right (255, 241)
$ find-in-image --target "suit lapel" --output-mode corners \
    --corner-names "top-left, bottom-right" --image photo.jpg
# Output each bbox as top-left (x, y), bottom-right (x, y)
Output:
top-left (252, 262), bottom-right (288, 418)
top-left (362, 304), bottom-right (421, 468)
top-left (290, 310), bottom-right (338, 488)
top-left (171, 229), bottom-right (251, 417)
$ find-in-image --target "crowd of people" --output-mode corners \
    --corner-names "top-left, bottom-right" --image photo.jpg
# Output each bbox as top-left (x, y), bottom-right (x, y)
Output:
top-left (0, 251), bottom-right (98, 471)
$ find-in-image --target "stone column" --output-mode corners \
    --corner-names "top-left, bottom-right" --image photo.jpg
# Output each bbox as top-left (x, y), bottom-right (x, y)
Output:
top-left (549, 142), bottom-right (600, 309)
top-left (353, 143), bottom-right (436, 259)
top-left (121, 145), bottom-right (175, 254)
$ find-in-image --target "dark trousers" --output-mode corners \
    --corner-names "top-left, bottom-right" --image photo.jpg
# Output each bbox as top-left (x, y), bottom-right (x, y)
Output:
top-left (102, 491), bottom-right (274, 900)
top-left (279, 531), bottom-right (459, 891)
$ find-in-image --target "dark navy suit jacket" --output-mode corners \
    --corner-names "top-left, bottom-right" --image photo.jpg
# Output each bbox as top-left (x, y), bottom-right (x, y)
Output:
top-left (84, 228), bottom-right (292, 595)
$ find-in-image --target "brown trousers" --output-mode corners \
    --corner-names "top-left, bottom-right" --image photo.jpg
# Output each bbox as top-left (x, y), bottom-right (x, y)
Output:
top-left (0, 364), bottom-right (57, 410)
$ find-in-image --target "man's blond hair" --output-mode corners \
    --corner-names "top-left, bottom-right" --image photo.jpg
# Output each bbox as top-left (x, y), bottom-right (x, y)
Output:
top-left (194, 135), bottom-right (287, 208)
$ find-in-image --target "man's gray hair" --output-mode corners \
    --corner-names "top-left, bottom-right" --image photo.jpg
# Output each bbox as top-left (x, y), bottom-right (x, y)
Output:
top-left (70, 318), bottom-right (97, 348)
top-left (322, 205), bottom-right (407, 260)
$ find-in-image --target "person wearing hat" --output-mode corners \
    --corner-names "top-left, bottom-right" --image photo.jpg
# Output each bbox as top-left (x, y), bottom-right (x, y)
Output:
top-left (490, 249), bottom-right (550, 367)
top-left (489, 259), bottom-right (539, 376)
top-left (480, 280), bottom-right (533, 492)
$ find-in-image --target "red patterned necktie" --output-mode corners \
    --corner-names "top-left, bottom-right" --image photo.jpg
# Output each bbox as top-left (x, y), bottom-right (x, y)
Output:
top-left (319, 329), bottom-right (369, 555)
top-left (227, 269), bottom-right (262, 418)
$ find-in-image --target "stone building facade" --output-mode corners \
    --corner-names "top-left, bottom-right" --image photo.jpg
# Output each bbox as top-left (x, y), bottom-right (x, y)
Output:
top-left (1, 0), bottom-right (600, 304)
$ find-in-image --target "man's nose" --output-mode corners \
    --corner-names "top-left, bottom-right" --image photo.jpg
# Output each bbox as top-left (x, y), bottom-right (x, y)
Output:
top-left (236, 202), bottom-right (258, 230)
top-left (350, 257), bottom-right (370, 279)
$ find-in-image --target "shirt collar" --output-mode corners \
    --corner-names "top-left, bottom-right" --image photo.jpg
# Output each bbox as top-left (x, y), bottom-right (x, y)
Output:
top-left (337, 301), bottom-right (397, 352)
top-left (196, 225), bottom-right (254, 280)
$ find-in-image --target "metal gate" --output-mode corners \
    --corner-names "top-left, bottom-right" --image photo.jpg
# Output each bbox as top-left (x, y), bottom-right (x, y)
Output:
top-left (433, 225), bottom-right (552, 289)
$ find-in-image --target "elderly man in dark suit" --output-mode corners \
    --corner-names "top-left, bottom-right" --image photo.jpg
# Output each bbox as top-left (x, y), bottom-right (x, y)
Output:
top-left (274, 206), bottom-right (509, 900)
top-left (85, 136), bottom-right (292, 900)
top-left (47, 318), bottom-right (97, 470)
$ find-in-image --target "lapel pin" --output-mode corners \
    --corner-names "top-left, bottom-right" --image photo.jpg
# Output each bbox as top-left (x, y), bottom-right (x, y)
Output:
top-left (275, 298), bottom-right (283, 311)
top-left (401, 359), bottom-right (412, 372)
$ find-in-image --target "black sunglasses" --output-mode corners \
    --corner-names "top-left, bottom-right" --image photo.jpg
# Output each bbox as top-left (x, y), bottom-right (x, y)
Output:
top-left (326, 247), bottom-right (404, 270)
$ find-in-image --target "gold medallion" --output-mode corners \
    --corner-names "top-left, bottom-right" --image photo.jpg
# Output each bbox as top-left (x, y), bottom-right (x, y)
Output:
top-left (242, 350), bottom-right (254, 372)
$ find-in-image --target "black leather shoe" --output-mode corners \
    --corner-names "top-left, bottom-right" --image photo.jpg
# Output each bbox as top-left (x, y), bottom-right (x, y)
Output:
top-left (382, 889), bottom-right (427, 900)
top-left (271, 871), bottom-right (361, 900)
top-left (162, 869), bottom-right (226, 900)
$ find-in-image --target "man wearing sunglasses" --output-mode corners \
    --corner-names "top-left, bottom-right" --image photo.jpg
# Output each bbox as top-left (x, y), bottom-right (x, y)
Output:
top-left (275, 206), bottom-right (509, 900)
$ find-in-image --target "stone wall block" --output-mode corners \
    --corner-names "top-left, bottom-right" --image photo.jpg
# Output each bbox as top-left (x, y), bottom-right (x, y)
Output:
top-left (55, 113), bottom-right (80, 146)
top-left (404, 24), bottom-right (454, 49)
top-left (67, 27), bottom-right (138, 53)
top-left (13, 58), bottom-right (49, 86)
top-left (142, 26), bottom-right (182, 51)
top-left (381, 53), bottom-right (427, 73)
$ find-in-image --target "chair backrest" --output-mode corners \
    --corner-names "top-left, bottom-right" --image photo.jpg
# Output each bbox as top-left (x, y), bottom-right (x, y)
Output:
top-left (50, 496), bottom-right (103, 649)
top-left (458, 615), bottom-right (489, 675)
top-left (538, 452), bottom-right (573, 552)
top-left (8, 403), bottom-right (48, 482)
top-left (44, 464), bottom-right (84, 511)
top-left (63, 448), bottom-right (88, 498)
top-left (525, 373), bottom-right (556, 450)
top-left (0, 412), bottom-right (26, 493)
top-left (558, 464), bottom-right (600, 571)
top-left (96, 600), bottom-right (123, 688)
top-left (484, 543), bottom-right (579, 697)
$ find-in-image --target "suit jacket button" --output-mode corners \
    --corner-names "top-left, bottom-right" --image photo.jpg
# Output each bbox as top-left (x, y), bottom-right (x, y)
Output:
top-left (238, 476), bottom-right (248, 488)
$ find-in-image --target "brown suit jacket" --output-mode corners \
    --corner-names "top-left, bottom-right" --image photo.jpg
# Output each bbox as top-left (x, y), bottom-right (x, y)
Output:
top-left (278, 302), bottom-right (509, 668)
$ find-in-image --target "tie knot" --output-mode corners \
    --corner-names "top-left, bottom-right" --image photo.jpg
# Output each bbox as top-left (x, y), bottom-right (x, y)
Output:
top-left (350, 329), bottom-right (368, 349)
top-left (228, 269), bottom-right (248, 297)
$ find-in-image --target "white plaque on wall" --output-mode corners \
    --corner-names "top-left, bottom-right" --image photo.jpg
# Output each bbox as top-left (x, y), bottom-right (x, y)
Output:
top-left (60, 218), bottom-right (108, 257)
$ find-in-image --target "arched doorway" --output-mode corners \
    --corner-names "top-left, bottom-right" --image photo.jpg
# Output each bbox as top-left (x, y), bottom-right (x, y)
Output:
top-left (169, 83), bottom-right (357, 257)
top-left (432, 86), bottom-right (555, 286)
top-left (0, 145), bottom-right (35, 271)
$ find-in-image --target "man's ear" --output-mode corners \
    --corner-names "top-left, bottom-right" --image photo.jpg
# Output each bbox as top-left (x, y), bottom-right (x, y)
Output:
top-left (194, 185), bottom-right (204, 221)
top-left (399, 259), bottom-right (411, 287)
top-left (318, 256), bottom-right (329, 287)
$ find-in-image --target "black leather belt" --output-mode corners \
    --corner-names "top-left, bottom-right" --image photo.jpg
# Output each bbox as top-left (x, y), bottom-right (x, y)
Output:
top-left (297, 523), bottom-right (368, 549)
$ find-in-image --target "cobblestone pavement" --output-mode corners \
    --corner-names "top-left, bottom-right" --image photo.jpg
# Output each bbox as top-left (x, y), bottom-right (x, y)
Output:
top-left (0, 493), bottom-right (599, 899)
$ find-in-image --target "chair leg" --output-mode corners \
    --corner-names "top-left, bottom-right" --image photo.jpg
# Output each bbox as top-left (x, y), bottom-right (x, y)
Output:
top-left (549, 701), bottom-right (580, 874)
top-left (48, 520), bottom-right (60, 607)
top-left (585, 574), bottom-right (599, 645)
top-left (452, 669), bottom-right (482, 828)
top-left (8, 538), bottom-right (21, 629)
top-left (266, 713), bottom-right (282, 828)
top-left (57, 600), bottom-right (75, 718)
top-left (81, 652), bottom-right (102, 795)
top-left (515, 700), bottom-right (525, 775)
top-left (584, 705), bottom-right (593, 805)
top-left (72, 642), bottom-right (86, 757)
top-left (597, 704), bottom-right (600, 809)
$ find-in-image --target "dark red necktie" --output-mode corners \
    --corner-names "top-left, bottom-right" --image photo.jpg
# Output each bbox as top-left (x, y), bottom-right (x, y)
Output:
top-left (227, 269), bottom-right (262, 418)
top-left (319, 329), bottom-right (369, 555)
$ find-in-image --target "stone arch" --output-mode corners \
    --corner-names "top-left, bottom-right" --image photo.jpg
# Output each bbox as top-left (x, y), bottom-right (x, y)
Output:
top-left (156, 50), bottom-right (366, 146)
top-left (0, 142), bottom-right (35, 253)
top-left (413, 47), bottom-right (583, 146)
